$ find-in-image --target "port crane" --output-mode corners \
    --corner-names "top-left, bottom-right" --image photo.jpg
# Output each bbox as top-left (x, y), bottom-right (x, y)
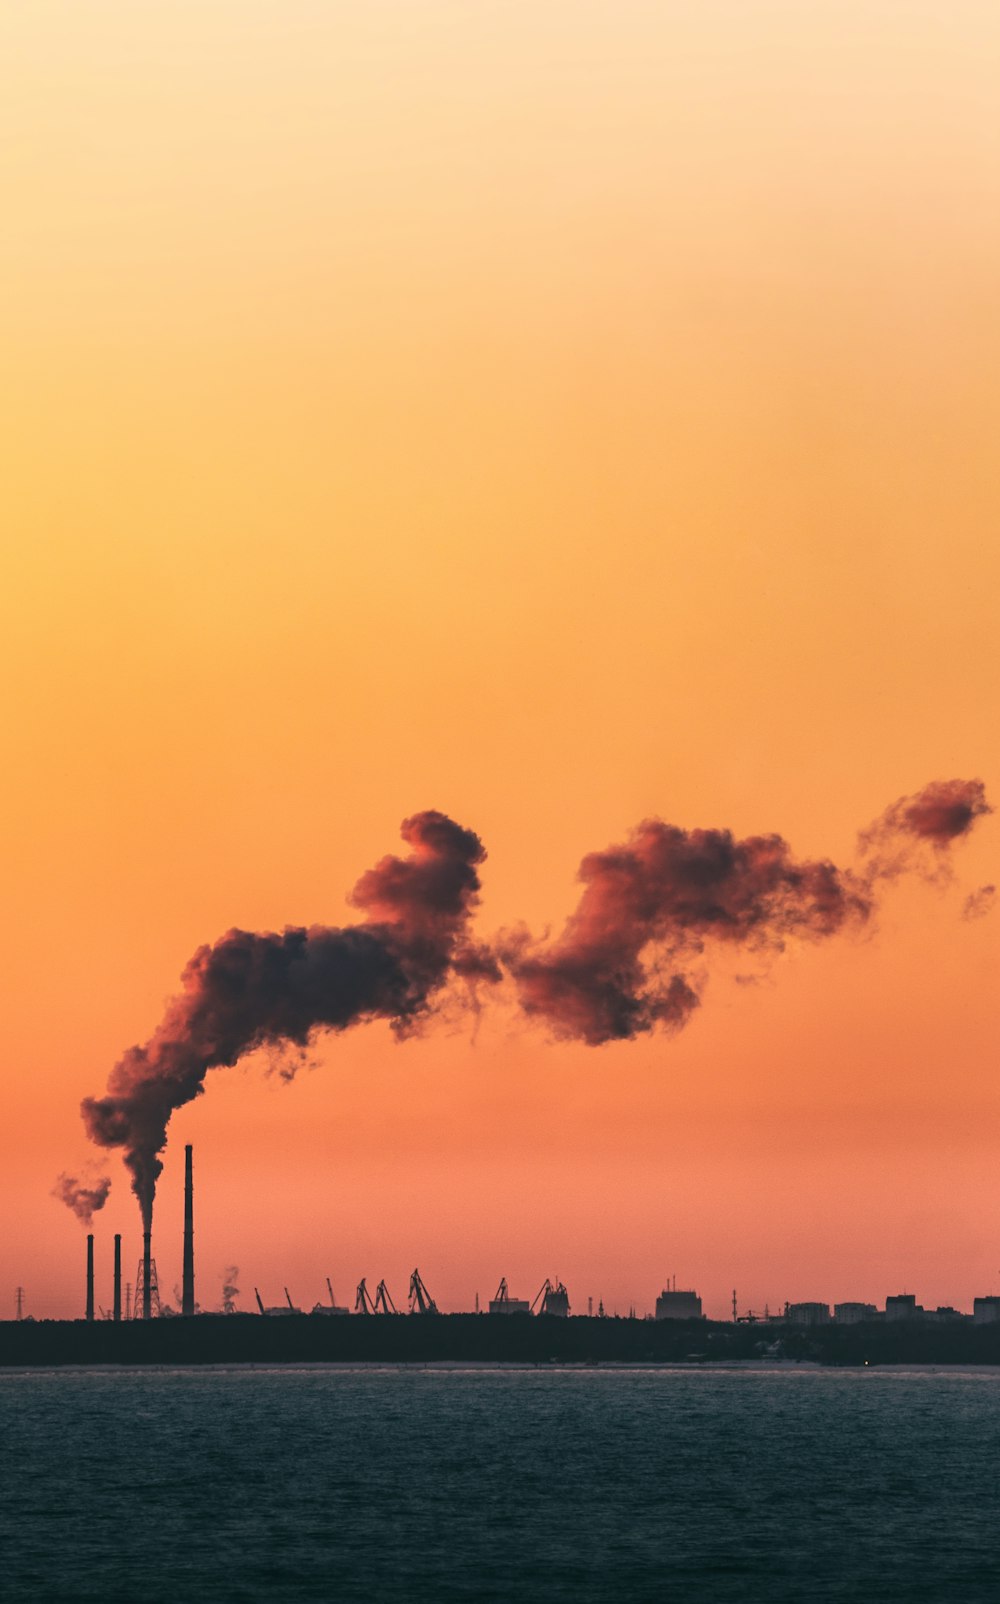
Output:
top-left (355, 1278), bottom-right (375, 1314)
top-left (409, 1268), bottom-right (438, 1314)
top-left (374, 1279), bottom-right (398, 1314)
top-left (254, 1287), bottom-right (297, 1316)
top-left (532, 1278), bottom-right (570, 1316)
top-left (493, 1278), bottom-right (511, 1305)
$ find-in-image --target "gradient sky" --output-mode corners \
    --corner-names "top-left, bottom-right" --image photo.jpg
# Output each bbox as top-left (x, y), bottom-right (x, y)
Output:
top-left (2, 2), bottom-right (997, 1320)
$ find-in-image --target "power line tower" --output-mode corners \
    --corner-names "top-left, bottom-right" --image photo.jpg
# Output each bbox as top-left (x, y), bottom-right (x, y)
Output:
top-left (133, 1255), bottom-right (161, 1318)
top-left (15, 1287), bottom-right (24, 1321)
top-left (124, 1283), bottom-right (133, 1321)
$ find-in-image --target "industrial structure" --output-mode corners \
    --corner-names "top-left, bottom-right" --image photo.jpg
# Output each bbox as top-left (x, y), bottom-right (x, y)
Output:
top-left (532, 1279), bottom-right (570, 1317)
top-left (373, 1279), bottom-right (398, 1314)
top-left (655, 1280), bottom-right (703, 1321)
top-left (57, 1148), bottom-right (1000, 1331)
top-left (489, 1278), bottom-right (530, 1315)
top-left (311, 1279), bottom-right (350, 1316)
top-left (182, 1144), bottom-right (195, 1317)
top-left (409, 1269), bottom-right (438, 1315)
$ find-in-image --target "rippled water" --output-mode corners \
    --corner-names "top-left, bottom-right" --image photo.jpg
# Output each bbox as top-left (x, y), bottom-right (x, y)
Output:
top-left (3, 1365), bottom-right (1000, 1602)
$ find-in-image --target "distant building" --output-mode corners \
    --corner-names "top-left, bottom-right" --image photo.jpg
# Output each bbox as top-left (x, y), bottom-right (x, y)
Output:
top-left (885, 1295), bottom-right (922, 1321)
top-left (489, 1295), bottom-right (530, 1315)
top-left (786, 1303), bottom-right (830, 1326)
top-left (655, 1289), bottom-right (703, 1321)
top-left (538, 1281), bottom-right (570, 1318)
top-left (925, 1306), bottom-right (966, 1323)
top-left (834, 1302), bottom-right (879, 1324)
top-left (973, 1297), bottom-right (1000, 1325)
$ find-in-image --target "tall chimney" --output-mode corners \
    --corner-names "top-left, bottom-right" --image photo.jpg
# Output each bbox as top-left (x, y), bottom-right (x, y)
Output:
top-left (142, 1230), bottom-right (152, 1320)
top-left (113, 1234), bottom-right (122, 1322)
top-left (182, 1143), bottom-right (195, 1317)
top-left (86, 1234), bottom-right (95, 1322)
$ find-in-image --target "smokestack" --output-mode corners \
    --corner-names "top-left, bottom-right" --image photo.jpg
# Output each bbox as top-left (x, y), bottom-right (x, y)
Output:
top-left (182, 1144), bottom-right (194, 1317)
top-left (113, 1234), bottom-right (121, 1322)
top-left (143, 1230), bottom-right (152, 1320)
top-left (86, 1234), bottom-right (94, 1322)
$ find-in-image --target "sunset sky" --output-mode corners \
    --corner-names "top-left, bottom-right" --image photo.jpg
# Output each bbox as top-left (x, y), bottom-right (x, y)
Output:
top-left (2, 2), bottom-right (997, 1321)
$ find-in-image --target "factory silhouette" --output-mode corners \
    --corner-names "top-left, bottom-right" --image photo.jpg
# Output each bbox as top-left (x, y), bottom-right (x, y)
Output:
top-left (46, 1145), bottom-right (1000, 1346)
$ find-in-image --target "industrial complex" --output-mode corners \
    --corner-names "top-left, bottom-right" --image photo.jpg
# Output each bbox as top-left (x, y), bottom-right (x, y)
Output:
top-left (7, 1146), bottom-right (1000, 1365)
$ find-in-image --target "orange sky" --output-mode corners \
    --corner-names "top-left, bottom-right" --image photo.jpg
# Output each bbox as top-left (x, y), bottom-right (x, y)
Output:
top-left (2, 2), bottom-right (997, 1320)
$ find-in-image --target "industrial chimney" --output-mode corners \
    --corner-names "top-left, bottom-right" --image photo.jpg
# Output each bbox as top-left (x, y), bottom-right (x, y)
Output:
top-left (142, 1231), bottom-right (152, 1320)
top-left (86, 1234), bottom-right (95, 1322)
top-left (113, 1234), bottom-right (122, 1322)
top-left (182, 1144), bottom-right (195, 1316)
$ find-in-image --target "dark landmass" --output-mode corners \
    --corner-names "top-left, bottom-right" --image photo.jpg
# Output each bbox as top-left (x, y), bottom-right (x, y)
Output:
top-left (3, 1315), bottom-right (1000, 1367)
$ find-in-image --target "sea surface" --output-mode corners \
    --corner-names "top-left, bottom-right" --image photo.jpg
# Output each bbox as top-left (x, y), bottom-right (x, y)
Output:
top-left (2, 1365), bottom-right (999, 1602)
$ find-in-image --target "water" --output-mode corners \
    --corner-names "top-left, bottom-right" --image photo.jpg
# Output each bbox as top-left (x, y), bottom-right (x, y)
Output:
top-left (3, 1365), bottom-right (1000, 1602)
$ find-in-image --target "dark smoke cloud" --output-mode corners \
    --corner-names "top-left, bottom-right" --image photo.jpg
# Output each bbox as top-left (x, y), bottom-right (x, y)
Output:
top-left (82, 812), bottom-right (487, 1227)
top-left (503, 778), bottom-right (991, 1046)
top-left (962, 884), bottom-right (996, 921)
top-left (502, 825), bottom-right (871, 1045)
top-left (80, 780), bottom-right (991, 1222)
top-left (52, 1172), bottom-right (111, 1226)
top-left (858, 778), bottom-right (992, 882)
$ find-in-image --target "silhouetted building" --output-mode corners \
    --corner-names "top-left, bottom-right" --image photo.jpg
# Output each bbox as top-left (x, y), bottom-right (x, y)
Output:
top-left (655, 1288), bottom-right (703, 1320)
top-left (489, 1278), bottom-right (530, 1315)
top-left (973, 1297), bottom-right (1000, 1325)
top-left (885, 1294), bottom-right (922, 1321)
top-left (786, 1302), bottom-right (830, 1326)
top-left (834, 1302), bottom-right (879, 1324)
top-left (539, 1281), bottom-right (570, 1317)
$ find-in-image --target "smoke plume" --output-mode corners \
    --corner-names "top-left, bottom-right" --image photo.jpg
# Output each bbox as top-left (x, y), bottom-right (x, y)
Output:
top-left (221, 1267), bottom-right (240, 1314)
top-left (503, 778), bottom-right (991, 1045)
top-left (858, 778), bottom-right (992, 882)
top-left (962, 884), bottom-right (996, 921)
top-left (502, 826), bottom-right (871, 1044)
top-left (82, 811), bottom-right (488, 1227)
top-left (80, 780), bottom-right (990, 1221)
top-left (52, 1172), bottom-right (111, 1226)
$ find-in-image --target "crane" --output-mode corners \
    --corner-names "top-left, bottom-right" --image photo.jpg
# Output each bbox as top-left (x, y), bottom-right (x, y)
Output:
top-left (494, 1277), bottom-right (510, 1304)
top-left (374, 1279), bottom-right (398, 1314)
top-left (355, 1278), bottom-right (375, 1314)
top-left (409, 1268), bottom-right (438, 1314)
top-left (255, 1287), bottom-right (265, 1315)
top-left (532, 1278), bottom-right (570, 1316)
top-left (326, 1277), bottom-right (336, 1308)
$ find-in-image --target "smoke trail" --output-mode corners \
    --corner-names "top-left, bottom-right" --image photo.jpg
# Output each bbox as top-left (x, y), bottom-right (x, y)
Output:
top-left (221, 1267), bottom-right (240, 1314)
top-left (82, 811), bottom-right (489, 1227)
top-left (52, 1172), bottom-right (111, 1226)
top-left (502, 826), bottom-right (871, 1044)
top-left (858, 778), bottom-right (992, 882)
top-left (80, 780), bottom-right (990, 1218)
top-left (962, 884), bottom-right (996, 921)
top-left (503, 778), bottom-right (990, 1045)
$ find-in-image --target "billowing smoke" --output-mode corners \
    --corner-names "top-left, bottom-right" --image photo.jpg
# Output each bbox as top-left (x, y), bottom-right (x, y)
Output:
top-left (503, 778), bottom-right (991, 1045)
top-left (221, 1267), bottom-right (240, 1314)
top-left (502, 826), bottom-right (872, 1044)
top-left (80, 780), bottom-right (990, 1220)
top-left (52, 1172), bottom-right (111, 1226)
top-left (82, 811), bottom-right (489, 1227)
top-left (962, 884), bottom-right (996, 921)
top-left (858, 778), bottom-right (992, 882)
